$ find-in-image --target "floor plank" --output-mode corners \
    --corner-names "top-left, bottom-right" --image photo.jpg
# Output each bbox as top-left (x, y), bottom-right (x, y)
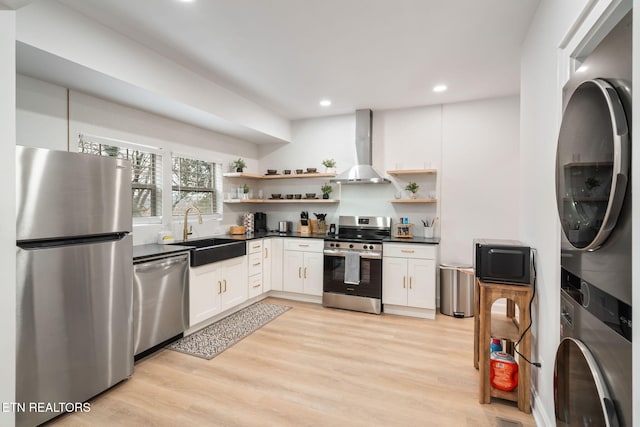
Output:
top-left (50, 298), bottom-right (536, 426)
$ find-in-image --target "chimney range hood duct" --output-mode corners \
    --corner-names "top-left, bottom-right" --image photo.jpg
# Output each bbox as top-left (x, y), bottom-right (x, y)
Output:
top-left (330, 109), bottom-right (391, 184)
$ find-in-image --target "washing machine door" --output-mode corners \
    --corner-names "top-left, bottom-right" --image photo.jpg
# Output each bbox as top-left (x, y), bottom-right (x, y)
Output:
top-left (554, 337), bottom-right (620, 426)
top-left (555, 79), bottom-right (630, 251)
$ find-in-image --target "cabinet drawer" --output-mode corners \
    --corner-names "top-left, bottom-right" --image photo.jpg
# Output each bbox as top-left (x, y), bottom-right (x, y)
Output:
top-left (284, 238), bottom-right (323, 253)
top-left (249, 274), bottom-right (262, 298)
top-left (248, 252), bottom-right (263, 276)
top-left (383, 243), bottom-right (436, 259)
top-left (247, 239), bottom-right (263, 254)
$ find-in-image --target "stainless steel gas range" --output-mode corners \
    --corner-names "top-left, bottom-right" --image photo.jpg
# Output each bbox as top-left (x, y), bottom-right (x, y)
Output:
top-left (322, 216), bottom-right (391, 314)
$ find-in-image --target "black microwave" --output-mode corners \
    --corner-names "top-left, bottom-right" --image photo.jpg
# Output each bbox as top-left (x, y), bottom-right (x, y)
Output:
top-left (474, 239), bottom-right (533, 285)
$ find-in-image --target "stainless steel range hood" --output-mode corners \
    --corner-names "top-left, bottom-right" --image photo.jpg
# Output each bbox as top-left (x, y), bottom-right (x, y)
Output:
top-left (330, 109), bottom-right (391, 184)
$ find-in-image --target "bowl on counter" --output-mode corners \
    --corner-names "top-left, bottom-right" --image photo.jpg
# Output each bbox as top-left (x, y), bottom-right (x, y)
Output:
top-left (295, 169), bottom-right (304, 174)
top-left (306, 168), bottom-right (317, 173)
top-left (283, 169), bottom-right (291, 175)
top-left (266, 169), bottom-right (277, 175)
top-left (294, 194), bottom-right (302, 199)
top-left (305, 193), bottom-right (316, 199)
top-left (286, 194), bottom-right (294, 199)
top-left (271, 193), bottom-right (282, 199)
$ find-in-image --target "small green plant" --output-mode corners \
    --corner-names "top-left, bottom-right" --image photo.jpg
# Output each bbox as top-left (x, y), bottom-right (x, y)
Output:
top-left (232, 158), bottom-right (247, 171)
top-left (405, 182), bottom-right (419, 194)
top-left (322, 158), bottom-right (336, 168)
top-left (242, 184), bottom-right (250, 194)
top-left (321, 183), bottom-right (333, 196)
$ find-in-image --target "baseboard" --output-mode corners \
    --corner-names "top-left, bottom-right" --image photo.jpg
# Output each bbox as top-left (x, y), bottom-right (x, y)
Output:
top-left (383, 304), bottom-right (436, 319)
top-left (267, 290), bottom-right (322, 304)
top-left (531, 387), bottom-right (553, 427)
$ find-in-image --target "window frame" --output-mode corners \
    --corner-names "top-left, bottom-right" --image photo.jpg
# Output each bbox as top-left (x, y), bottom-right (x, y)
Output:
top-left (171, 152), bottom-right (223, 220)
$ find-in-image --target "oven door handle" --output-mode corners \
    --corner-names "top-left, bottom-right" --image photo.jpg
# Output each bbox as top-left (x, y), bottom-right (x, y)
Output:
top-left (323, 249), bottom-right (382, 260)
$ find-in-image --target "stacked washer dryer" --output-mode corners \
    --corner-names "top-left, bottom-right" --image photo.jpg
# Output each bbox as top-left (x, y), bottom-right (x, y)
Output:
top-left (554, 11), bottom-right (632, 427)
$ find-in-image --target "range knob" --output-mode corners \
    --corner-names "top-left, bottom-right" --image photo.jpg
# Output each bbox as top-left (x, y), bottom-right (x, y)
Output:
top-left (349, 244), bottom-right (354, 249)
top-left (335, 243), bottom-right (340, 248)
top-left (362, 244), bottom-right (368, 250)
top-left (330, 243), bottom-right (335, 247)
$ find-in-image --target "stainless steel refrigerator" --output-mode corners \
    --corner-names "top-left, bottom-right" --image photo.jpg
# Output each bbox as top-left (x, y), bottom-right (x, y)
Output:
top-left (16, 146), bottom-right (134, 427)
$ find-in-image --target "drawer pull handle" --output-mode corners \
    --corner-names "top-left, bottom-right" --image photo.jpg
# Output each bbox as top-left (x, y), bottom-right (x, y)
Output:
top-left (252, 283), bottom-right (261, 288)
top-left (218, 281), bottom-right (222, 294)
top-left (253, 262), bottom-right (261, 267)
top-left (401, 249), bottom-right (415, 253)
top-left (264, 248), bottom-right (268, 258)
top-left (403, 276), bottom-right (406, 288)
top-left (298, 267), bottom-right (302, 278)
top-left (223, 279), bottom-right (227, 292)
top-left (299, 244), bottom-right (310, 247)
top-left (304, 267), bottom-right (307, 279)
top-left (409, 277), bottom-right (413, 289)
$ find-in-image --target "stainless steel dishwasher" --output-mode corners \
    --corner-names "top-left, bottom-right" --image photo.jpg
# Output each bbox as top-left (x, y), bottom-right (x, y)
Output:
top-left (133, 251), bottom-right (189, 357)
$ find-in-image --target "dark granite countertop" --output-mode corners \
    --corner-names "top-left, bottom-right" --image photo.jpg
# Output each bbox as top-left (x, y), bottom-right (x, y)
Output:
top-left (134, 232), bottom-right (438, 260)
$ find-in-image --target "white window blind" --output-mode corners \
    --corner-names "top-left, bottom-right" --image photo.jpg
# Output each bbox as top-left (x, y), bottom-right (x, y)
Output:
top-left (78, 134), bottom-right (163, 219)
top-left (172, 154), bottom-right (221, 216)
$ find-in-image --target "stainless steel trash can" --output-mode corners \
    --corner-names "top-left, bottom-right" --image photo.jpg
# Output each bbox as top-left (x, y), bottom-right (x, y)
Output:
top-left (440, 264), bottom-right (475, 318)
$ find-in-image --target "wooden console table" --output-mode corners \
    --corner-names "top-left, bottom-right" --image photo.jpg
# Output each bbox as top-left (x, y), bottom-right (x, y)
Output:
top-left (474, 278), bottom-right (533, 413)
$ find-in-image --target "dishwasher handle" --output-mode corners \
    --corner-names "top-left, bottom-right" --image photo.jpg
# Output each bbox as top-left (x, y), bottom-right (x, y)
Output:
top-left (134, 253), bottom-right (189, 271)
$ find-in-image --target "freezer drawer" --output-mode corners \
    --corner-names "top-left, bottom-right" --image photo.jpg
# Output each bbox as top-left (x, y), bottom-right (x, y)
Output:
top-left (16, 235), bottom-right (133, 427)
top-left (134, 252), bottom-right (189, 356)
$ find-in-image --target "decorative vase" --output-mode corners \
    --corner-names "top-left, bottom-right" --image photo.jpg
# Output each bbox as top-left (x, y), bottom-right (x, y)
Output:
top-left (423, 227), bottom-right (434, 238)
top-left (411, 193), bottom-right (417, 199)
top-left (326, 167), bottom-right (336, 174)
top-left (322, 193), bottom-right (330, 199)
top-left (236, 167), bottom-right (243, 172)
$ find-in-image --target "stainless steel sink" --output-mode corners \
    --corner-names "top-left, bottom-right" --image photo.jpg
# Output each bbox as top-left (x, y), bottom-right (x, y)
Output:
top-left (172, 238), bottom-right (246, 266)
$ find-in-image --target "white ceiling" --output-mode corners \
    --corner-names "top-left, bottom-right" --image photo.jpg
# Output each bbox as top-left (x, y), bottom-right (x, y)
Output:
top-left (44, 0), bottom-right (540, 120)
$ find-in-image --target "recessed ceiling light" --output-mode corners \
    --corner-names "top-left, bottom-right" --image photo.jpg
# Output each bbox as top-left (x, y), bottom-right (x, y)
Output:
top-left (319, 99), bottom-right (332, 107)
top-left (433, 85), bottom-right (447, 93)
top-left (576, 65), bottom-right (588, 73)
top-left (177, 0), bottom-right (195, 3)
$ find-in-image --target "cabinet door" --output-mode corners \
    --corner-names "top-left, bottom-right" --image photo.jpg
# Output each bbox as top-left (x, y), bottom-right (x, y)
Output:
top-left (303, 252), bottom-right (324, 296)
top-left (270, 238), bottom-right (284, 291)
top-left (407, 258), bottom-right (436, 309)
top-left (262, 239), bottom-right (272, 292)
top-left (220, 256), bottom-right (248, 312)
top-left (283, 251), bottom-right (304, 293)
top-left (382, 257), bottom-right (408, 306)
top-left (189, 263), bottom-right (221, 326)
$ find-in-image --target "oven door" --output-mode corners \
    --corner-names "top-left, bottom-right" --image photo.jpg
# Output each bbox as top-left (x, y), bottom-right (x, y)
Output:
top-left (323, 252), bottom-right (382, 298)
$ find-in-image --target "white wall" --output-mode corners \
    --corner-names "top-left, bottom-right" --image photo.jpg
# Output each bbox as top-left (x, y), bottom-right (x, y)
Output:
top-left (258, 98), bottom-right (520, 265)
top-left (16, 74), bottom-right (67, 150)
top-left (441, 96), bottom-right (521, 265)
top-left (16, 76), bottom-right (264, 245)
top-left (0, 10), bottom-right (16, 427)
top-left (519, 0), bottom-right (632, 424)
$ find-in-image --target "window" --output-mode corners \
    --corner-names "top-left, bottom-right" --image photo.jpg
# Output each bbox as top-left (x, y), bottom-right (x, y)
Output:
top-left (78, 135), bottom-right (163, 219)
top-left (172, 155), bottom-right (221, 216)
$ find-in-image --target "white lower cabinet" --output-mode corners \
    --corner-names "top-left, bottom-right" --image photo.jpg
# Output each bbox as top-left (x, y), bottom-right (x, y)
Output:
top-left (269, 238), bottom-right (284, 291)
top-left (262, 239), bottom-right (272, 292)
top-left (383, 243), bottom-right (437, 319)
top-left (283, 239), bottom-right (324, 296)
top-left (189, 255), bottom-right (247, 327)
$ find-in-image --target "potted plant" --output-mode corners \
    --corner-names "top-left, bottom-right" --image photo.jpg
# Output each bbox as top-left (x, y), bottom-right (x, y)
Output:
top-left (232, 158), bottom-right (247, 172)
top-left (320, 183), bottom-right (333, 199)
top-left (405, 182), bottom-right (419, 199)
top-left (242, 184), bottom-right (250, 199)
top-left (322, 158), bottom-right (337, 174)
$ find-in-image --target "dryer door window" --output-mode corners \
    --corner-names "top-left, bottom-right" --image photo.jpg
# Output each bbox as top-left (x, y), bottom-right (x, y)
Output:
top-left (554, 337), bottom-right (619, 426)
top-left (555, 79), bottom-right (629, 250)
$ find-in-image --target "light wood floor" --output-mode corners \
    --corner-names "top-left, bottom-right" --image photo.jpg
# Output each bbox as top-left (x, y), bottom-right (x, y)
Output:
top-left (50, 298), bottom-right (536, 426)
